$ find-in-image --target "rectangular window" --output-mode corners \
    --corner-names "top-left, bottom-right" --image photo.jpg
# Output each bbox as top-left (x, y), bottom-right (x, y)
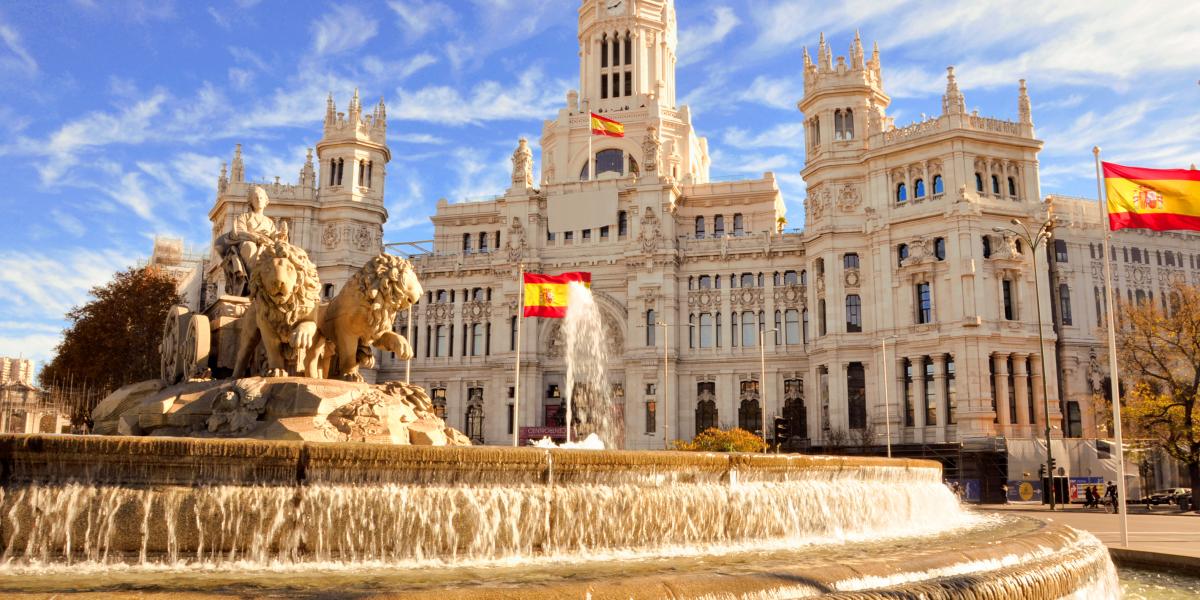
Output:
top-left (436, 325), bottom-right (448, 357)
top-left (624, 71), bottom-right (632, 97)
top-left (846, 295), bottom-right (862, 333)
top-left (564, 231), bottom-right (573, 242)
top-left (646, 310), bottom-right (656, 346)
top-left (600, 75), bottom-right (607, 99)
top-left (600, 226), bottom-right (609, 239)
top-left (843, 253), bottom-right (860, 269)
top-left (1002, 280), bottom-right (1015, 321)
top-left (946, 357), bottom-right (957, 425)
top-left (510, 316), bottom-right (518, 351)
top-left (916, 283), bottom-right (932, 324)
top-left (847, 362), bottom-right (866, 430)
top-left (645, 400), bottom-right (656, 433)
top-left (924, 359), bottom-right (936, 425)
top-left (741, 311), bottom-right (757, 347)
top-left (582, 229), bottom-right (591, 240)
top-left (507, 399), bottom-right (515, 435)
top-left (699, 313), bottom-right (714, 348)
top-left (904, 359), bottom-right (914, 427)
top-left (1054, 239), bottom-right (1068, 263)
top-left (612, 73), bottom-right (619, 97)
top-left (818, 300), bottom-right (827, 336)
top-left (471, 323), bottom-right (484, 356)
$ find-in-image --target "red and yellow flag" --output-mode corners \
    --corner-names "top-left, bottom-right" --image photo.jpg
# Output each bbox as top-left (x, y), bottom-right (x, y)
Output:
top-left (1103, 162), bottom-right (1200, 232)
top-left (523, 272), bottom-right (592, 318)
top-left (590, 112), bottom-right (624, 138)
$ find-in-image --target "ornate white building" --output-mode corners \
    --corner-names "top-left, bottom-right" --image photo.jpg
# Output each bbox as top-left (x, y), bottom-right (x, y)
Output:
top-left (172, 0), bottom-right (1198, 498)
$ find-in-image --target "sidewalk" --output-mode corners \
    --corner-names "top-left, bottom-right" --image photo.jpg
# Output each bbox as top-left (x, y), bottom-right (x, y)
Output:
top-left (976, 503), bottom-right (1200, 565)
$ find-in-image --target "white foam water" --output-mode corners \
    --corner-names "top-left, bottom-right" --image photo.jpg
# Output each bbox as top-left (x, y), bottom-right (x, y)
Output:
top-left (561, 281), bottom-right (615, 447)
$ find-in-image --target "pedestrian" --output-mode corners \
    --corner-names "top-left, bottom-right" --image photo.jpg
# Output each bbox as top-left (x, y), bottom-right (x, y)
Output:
top-left (1084, 485), bottom-right (1095, 509)
top-left (1105, 481), bottom-right (1119, 513)
top-left (1001, 483), bottom-right (1009, 504)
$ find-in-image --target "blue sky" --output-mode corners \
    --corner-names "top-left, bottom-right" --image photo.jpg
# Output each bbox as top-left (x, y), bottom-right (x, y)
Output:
top-left (1, 0), bottom-right (1198, 371)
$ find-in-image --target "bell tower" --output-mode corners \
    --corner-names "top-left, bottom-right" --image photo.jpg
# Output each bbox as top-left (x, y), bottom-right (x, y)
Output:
top-left (313, 89), bottom-right (391, 291)
top-left (798, 32), bottom-right (889, 172)
top-left (578, 0), bottom-right (678, 111)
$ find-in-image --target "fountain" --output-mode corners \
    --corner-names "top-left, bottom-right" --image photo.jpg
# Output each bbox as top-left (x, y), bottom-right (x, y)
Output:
top-left (0, 191), bottom-right (1121, 597)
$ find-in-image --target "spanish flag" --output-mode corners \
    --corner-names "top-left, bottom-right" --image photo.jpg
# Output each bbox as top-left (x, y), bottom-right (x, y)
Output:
top-left (1103, 162), bottom-right (1200, 232)
top-left (523, 272), bottom-right (592, 318)
top-left (590, 112), bottom-right (624, 138)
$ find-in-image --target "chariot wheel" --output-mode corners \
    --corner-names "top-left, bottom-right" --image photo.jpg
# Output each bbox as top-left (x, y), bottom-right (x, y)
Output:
top-left (179, 313), bottom-right (211, 380)
top-left (159, 305), bottom-right (189, 383)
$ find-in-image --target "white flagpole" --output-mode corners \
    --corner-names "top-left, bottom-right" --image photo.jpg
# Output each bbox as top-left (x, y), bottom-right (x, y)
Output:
top-left (513, 264), bottom-right (525, 447)
top-left (1094, 146), bottom-right (1130, 546)
top-left (587, 105), bottom-right (594, 182)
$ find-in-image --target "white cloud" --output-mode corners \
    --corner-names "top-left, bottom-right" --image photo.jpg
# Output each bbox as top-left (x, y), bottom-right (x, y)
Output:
top-left (678, 6), bottom-right (739, 67)
top-left (37, 90), bottom-right (169, 183)
top-left (0, 248), bottom-right (137, 321)
top-left (311, 6), bottom-right (378, 56)
top-left (449, 147), bottom-right (509, 202)
top-left (362, 53), bottom-right (437, 81)
top-left (709, 149), bottom-right (794, 176)
top-left (737, 75), bottom-right (803, 110)
top-left (387, 0), bottom-right (456, 41)
top-left (722, 122), bottom-right (806, 150)
top-left (49, 209), bottom-right (86, 237)
top-left (388, 133), bottom-right (448, 145)
top-left (391, 68), bottom-right (568, 125)
top-left (0, 16), bottom-right (37, 74)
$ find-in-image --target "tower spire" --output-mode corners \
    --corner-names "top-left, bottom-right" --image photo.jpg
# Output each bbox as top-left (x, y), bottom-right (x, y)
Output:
top-left (803, 46), bottom-right (812, 69)
top-left (851, 30), bottom-right (865, 69)
top-left (231, 143), bottom-right (244, 182)
top-left (1018, 79), bottom-right (1032, 125)
top-left (818, 32), bottom-right (831, 71)
top-left (942, 66), bottom-right (965, 116)
top-left (325, 92), bottom-right (335, 126)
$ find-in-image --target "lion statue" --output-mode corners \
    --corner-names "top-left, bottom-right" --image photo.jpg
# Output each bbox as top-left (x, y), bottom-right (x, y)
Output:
top-left (319, 254), bottom-right (422, 382)
top-left (232, 240), bottom-right (324, 378)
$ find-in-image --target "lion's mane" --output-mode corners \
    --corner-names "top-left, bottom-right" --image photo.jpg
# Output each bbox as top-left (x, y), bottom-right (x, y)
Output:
top-left (350, 254), bottom-right (415, 334)
top-left (249, 241), bottom-right (321, 340)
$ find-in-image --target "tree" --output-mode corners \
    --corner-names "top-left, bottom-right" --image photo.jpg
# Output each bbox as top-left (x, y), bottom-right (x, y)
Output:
top-left (1111, 282), bottom-right (1200, 511)
top-left (673, 427), bottom-right (767, 453)
top-left (39, 266), bottom-right (181, 412)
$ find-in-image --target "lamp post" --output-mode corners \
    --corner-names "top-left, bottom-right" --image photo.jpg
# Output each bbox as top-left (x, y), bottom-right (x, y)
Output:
top-left (646, 321), bottom-right (695, 450)
top-left (994, 217), bottom-right (1058, 510)
top-left (758, 327), bottom-right (779, 446)
top-left (879, 335), bottom-right (898, 458)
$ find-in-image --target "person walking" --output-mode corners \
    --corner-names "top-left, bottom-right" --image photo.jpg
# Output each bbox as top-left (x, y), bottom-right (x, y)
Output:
top-left (1084, 485), bottom-right (1096, 510)
top-left (1104, 481), bottom-right (1119, 513)
top-left (1001, 483), bottom-right (1009, 504)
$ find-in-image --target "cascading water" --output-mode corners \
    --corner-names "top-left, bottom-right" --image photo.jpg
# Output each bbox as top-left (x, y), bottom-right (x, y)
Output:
top-left (561, 281), bottom-right (615, 447)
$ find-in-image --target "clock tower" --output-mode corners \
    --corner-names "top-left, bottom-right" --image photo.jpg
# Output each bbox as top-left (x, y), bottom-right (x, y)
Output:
top-left (537, 1), bottom-right (707, 186)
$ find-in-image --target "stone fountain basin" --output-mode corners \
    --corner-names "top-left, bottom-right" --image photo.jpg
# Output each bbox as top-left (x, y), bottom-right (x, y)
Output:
top-left (0, 435), bottom-right (1116, 599)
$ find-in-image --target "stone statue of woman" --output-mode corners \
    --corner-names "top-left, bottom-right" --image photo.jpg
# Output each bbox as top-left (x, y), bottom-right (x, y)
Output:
top-left (215, 186), bottom-right (279, 296)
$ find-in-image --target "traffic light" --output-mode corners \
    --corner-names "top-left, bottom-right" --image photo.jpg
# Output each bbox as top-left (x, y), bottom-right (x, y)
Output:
top-left (1038, 464), bottom-right (1046, 479)
top-left (1048, 457), bottom-right (1058, 473)
top-left (774, 417), bottom-right (789, 443)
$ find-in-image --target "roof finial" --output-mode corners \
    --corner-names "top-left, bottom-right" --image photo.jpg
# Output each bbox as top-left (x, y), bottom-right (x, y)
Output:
top-left (851, 30), bottom-right (865, 69)
top-left (1018, 79), bottom-right (1032, 126)
top-left (942, 66), bottom-right (965, 116)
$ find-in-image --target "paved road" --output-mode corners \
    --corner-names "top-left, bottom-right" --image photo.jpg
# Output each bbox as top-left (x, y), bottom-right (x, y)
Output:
top-left (977, 504), bottom-right (1200, 559)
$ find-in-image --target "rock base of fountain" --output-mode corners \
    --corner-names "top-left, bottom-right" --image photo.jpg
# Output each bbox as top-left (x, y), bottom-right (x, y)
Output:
top-left (90, 377), bottom-right (470, 446)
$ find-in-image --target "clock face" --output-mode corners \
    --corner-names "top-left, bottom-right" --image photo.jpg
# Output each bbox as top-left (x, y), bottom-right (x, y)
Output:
top-left (605, 0), bottom-right (624, 16)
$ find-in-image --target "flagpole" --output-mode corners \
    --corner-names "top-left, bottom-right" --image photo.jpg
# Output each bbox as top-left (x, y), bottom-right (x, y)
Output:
top-left (586, 103), bottom-right (594, 182)
top-left (513, 263), bottom-right (525, 447)
top-left (1094, 146), bottom-right (1130, 546)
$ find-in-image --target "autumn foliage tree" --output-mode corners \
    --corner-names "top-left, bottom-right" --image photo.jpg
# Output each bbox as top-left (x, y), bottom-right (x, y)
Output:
top-left (673, 427), bottom-right (768, 453)
top-left (1112, 282), bottom-right (1200, 511)
top-left (39, 266), bottom-right (181, 397)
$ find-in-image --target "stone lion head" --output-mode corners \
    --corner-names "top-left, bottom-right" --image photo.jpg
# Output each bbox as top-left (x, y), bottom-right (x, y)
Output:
top-left (249, 241), bottom-right (320, 328)
top-left (352, 254), bottom-right (422, 331)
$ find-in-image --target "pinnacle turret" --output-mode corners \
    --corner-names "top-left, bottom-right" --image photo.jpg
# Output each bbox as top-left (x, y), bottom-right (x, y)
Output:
top-left (325, 92), bottom-right (335, 126)
top-left (1018, 79), bottom-right (1032, 125)
top-left (942, 66), bottom-right (965, 116)
top-left (231, 143), bottom-right (244, 182)
top-left (803, 46), bottom-right (812, 70)
top-left (850, 30), bottom-right (865, 69)
top-left (817, 32), bottom-right (832, 71)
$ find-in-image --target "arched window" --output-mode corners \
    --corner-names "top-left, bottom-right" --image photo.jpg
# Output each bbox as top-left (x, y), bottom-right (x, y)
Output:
top-left (784, 270), bottom-right (798, 285)
top-left (336, 158), bottom-right (344, 185)
top-left (699, 313), bottom-right (714, 348)
top-left (896, 183), bottom-right (908, 203)
top-left (694, 216), bottom-right (706, 239)
top-left (696, 382), bottom-right (718, 434)
top-left (783, 379), bottom-right (807, 441)
top-left (991, 175), bottom-right (1000, 195)
top-left (738, 395), bottom-right (762, 434)
top-left (1059, 284), bottom-right (1073, 326)
top-left (975, 172), bottom-right (984, 192)
top-left (595, 149), bottom-right (623, 176)
top-left (833, 109), bottom-right (844, 141)
top-left (847, 362), bottom-right (866, 430)
top-left (982, 236), bottom-right (992, 258)
top-left (733, 213), bottom-right (745, 236)
top-left (329, 160), bottom-right (336, 185)
top-left (914, 179), bottom-right (926, 198)
top-left (462, 233), bottom-right (472, 254)
top-left (624, 32), bottom-right (632, 66)
top-left (465, 403), bottom-right (484, 444)
top-left (741, 273), bottom-right (755, 288)
top-left (843, 253), bottom-right (859, 269)
top-left (933, 175), bottom-right (944, 195)
top-left (845, 295), bottom-right (862, 332)
top-left (698, 275), bottom-right (712, 289)
top-left (600, 33), bottom-right (609, 68)
top-left (799, 269), bottom-right (808, 286)
top-left (897, 243), bottom-right (909, 267)
top-left (1008, 176), bottom-right (1017, 197)
top-left (843, 108), bottom-right (854, 139)
top-left (611, 33), bottom-right (620, 67)
top-left (935, 237), bottom-right (946, 261)
top-left (713, 215), bottom-right (725, 237)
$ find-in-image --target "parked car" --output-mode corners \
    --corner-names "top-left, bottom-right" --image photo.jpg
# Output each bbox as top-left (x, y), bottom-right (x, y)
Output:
top-left (1145, 488), bottom-right (1190, 505)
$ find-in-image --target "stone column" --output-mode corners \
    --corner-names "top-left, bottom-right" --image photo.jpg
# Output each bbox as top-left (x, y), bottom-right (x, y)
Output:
top-left (895, 356), bottom-right (907, 435)
top-left (932, 354), bottom-right (948, 442)
top-left (993, 353), bottom-right (1010, 436)
top-left (1031, 353), bottom-right (1046, 430)
top-left (1013, 354), bottom-right (1031, 437)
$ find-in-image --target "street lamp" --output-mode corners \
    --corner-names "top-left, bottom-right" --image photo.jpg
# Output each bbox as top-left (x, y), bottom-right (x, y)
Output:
top-left (994, 217), bottom-right (1058, 510)
top-left (758, 327), bottom-right (779, 447)
top-left (644, 320), bottom-right (695, 450)
top-left (879, 335), bottom-right (898, 458)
